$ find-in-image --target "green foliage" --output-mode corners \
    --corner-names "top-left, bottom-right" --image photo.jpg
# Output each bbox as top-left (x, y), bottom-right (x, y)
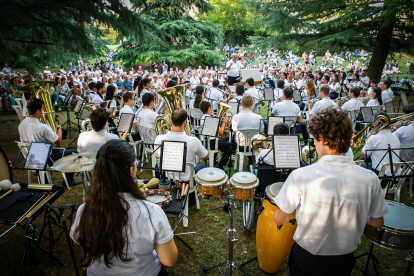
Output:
top-left (118, 1), bottom-right (223, 68)
top-left (198, 0), bottom-right (266, 45)
top-left (0, 0), bottom-right (157, 74)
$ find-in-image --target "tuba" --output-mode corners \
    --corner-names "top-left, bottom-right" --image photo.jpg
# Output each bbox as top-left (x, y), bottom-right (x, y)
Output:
top-left (155, 85), bottom-right (191, 136)
top-left (251, 134), bottom-right (272, 152)
top-left (217, 102), bottom-right (234, 136)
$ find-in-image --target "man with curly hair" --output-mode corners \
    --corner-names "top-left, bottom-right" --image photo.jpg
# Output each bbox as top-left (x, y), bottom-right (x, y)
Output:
top-left (273, 108), bottom-right (388, 276)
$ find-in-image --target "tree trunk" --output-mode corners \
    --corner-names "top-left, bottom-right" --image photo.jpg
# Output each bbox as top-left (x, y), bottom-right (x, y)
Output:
top-left (367, 27), bottom-right (392, 81)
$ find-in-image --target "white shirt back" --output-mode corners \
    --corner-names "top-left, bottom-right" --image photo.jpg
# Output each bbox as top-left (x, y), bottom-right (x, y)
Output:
top-left (341, 98), bottom-right (364, 111)
top-left (232, 110), bottom-right (264, 146)
top-left (310, 97), bottom-right (336, 116)
top-left (271, 100), bottom-right (301, 117)
top-left (394, 122), bottom-right (414, 161)
top-left (366, 98), bottom-right (380, 107)
top-left (18, 117), bottom-right (59, 144)
top-left (71, 194), bottom-right (173, 276)
top-left (207, 88), bottom-right (223, 111)
top-left (275, 155), bottom-right (389, 255)
top-left (77, 129), bottom-right (119, 153)
top-left (362, 129), bottom-right (401, 175)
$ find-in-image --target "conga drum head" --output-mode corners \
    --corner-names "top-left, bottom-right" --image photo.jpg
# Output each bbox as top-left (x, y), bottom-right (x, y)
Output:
top-left (230, 172), bottom-right (259, 189)
top-left (196, 168), bottom-right (227, 186)
top-left (265, 182), bottom-right (284, 205)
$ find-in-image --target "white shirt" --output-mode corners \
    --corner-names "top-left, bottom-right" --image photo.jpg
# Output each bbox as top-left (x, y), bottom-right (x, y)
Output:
top-left (245, 87), bottom-right (261, 105)
top-left (136, 108), bottom-right (158, 143)
top-left (382, 88), bottom-right (393, 103)
top-left (226, 60), bottom-right (243, 77)
top-left (90, 92), bottom-right (104, 104)
top-left (232, 110), bottom-right (264, 146)
top-left (292, 79), bottom-right (303, 90)
top-left (349, 81), bottom-right (362, 89)
top-left (71, 194), bottom-right (173, 276)
top-left (394, 122), bottom-right (414, 161)
top-left (18, 117), bottom-right (59, 144)
top-left (366, 98), bottom-right (380, 107)
top-left (154, 131), bottom-right (208, 181)
top-left (328, 82), bottom-right (341, 93)
top-left (207, 88), bottom-right (223, 111)
top-left (341, 98), bottom-right (364, 111)
top-left (275, 155), bottom-right (389, 255)
top-left (22, 94), bottom-right (28, 117)
top-left (190, 77), bottom-right (200, 85)
top-left (57, 83), bottom-right (70, 95)
top-left (310, 97), bottom-right (336, 116)
top-left (271, 100), bottom-right (301, 117)
top-left (362, 129), bottom-right (401, 175)
top-left (360, 76), bottom-right (370, 88)
top-left (77, 129), bottom-right (119, 153)
top-left (109, 99), bottom-right (116, 116)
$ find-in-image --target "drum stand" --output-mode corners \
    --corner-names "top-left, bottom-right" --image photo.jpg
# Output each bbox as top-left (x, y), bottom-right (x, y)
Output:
top-left (355, 242), bottom-right (381, 276)
top-left (203, 195), bottom-right (250, 276)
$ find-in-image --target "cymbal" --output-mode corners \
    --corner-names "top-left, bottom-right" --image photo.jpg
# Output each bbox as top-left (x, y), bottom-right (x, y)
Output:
top-left (51, 152), bottom-right (96, 173)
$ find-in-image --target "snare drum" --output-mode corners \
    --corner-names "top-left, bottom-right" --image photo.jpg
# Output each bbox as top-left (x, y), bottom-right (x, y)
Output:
top-left (256, 182), bottom-right (297, 274)
top-left (364, 201), bottom-right (414, 251)
top-left (0, 144), bottom-right (13, 182)
top-left (143, 189), bottom-right (171, 208)
top-left (195, 168), bottom-right (228, 199)
top-left (229, 172), bottom-right (259, 201)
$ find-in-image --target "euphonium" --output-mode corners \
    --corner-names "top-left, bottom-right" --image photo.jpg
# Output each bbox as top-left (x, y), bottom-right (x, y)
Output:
top-left (251, 134), bottom-right (272, 152)
top-left (155, 85), bottom-right (191, 136)
top-left (337, 96), bottom-right (350, 107)
top-left (302, 145), bottom-right (317, 160)
top-left (217, 102), bottom-right (234, 135)
top-left (308, 98), bottom-right (320, 109)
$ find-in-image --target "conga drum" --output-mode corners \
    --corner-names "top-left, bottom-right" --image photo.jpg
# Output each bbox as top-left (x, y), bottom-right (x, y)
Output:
top-left (195, 168), bottom-right (228, 199)
top-left (256, 182), bottom-right (297, 274)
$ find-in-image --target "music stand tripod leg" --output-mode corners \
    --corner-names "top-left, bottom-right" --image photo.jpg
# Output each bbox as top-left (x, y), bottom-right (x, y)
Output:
top-left (405, 251), bottom-right (414, 276)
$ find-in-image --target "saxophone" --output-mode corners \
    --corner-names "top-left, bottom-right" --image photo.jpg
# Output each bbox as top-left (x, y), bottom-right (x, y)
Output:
top-left (155, 85), bottom-right (191, 136)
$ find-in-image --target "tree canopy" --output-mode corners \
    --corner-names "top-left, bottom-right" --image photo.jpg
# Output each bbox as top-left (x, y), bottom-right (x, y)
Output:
top-left (0, 0), bottom-right (156, 73)
top-left (250, 0), bottom-right (414, 79)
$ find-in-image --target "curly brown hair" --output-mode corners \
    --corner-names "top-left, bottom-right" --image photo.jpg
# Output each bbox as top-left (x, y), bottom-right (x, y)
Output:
top-left (306, 80), bottom-right (315, 97)
top-left (308, 108), bottom-right (353, 154)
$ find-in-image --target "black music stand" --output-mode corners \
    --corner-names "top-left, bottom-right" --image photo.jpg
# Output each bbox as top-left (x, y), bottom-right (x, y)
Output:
top-left (61, 91), bottom-right (80, 141)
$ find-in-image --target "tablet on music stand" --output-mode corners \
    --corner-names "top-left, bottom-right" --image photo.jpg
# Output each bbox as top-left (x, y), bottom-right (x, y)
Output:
top-left (267, 116), bottom-right (284, 136)
top-left (117, 113), bottom-right (135, 133)
top-left (23, 142), bottom-right (52, 171)
top-left (63, 90), bottom-right (73, 106)
top-left (201, 116), bottom-right (220, 138)
top-left (74, 99), bottom-right (84, 114)
top-left (160, 141), bottom-right (187, 173)
top-left (361, 107), bottom-right (374, 123)
top-left (99, 101), bottom-right (110, 109)
top-left (272, 135), bottom-right (301, 169)
top-left (264, 88), bottom-right (275, 101)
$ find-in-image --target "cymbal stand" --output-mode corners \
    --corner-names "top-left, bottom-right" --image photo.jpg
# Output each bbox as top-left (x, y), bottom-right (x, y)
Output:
top-left (203, 195), bottom-right (250, 276)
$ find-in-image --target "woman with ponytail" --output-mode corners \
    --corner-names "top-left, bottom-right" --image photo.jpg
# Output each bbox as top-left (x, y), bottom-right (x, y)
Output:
top-left (71, 140), bottom-right (177, 276)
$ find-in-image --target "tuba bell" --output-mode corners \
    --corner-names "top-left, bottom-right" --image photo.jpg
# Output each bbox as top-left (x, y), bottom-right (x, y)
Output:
top-left (217, 102), bottom-right (234, 136)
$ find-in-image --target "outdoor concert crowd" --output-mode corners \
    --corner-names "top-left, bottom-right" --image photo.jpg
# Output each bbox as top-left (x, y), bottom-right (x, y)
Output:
top-left (1, 45), bottom-right (414, 276)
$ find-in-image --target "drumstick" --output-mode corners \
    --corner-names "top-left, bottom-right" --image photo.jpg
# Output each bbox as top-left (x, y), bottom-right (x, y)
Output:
top-left (15, 193), bottom-right (47, 224)
top-left (181, 183), bottom-right (185, 198)
top-left (25, 191), bottom-right (57, 219)
top-left (0, 184), bottom-right (21, 200)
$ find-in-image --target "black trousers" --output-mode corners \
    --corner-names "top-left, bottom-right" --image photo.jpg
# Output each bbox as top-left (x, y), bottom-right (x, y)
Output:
top-left (227, 76), bottom-right (239, 85)
top-left (289, 243), bottom-right (355, 276)
top-left (209, 139), bottom-right (235, 167)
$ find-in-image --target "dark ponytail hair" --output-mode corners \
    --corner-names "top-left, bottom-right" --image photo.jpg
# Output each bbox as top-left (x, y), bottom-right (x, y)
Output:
top-left (373, 87), bottom-right (382, 105)
top-left (194, 85), bottom-right (204, 108)
top-left (74, 140), bottom-right (145, 268)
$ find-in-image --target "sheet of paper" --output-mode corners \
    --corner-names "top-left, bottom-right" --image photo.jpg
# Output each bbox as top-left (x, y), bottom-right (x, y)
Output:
top-left (74, 99), bottom-right (84, 113)
top-left (273, 135), bottom-right (300, 168)
top-left (202, 117), bottom-right (220, 137)
top-left (117, 113), bottom-right (134, 133)
top-left (25, 143), bottom-right (51, 170)
top-left (227, 102), bottom-right (239, 115)
top-left (161, 141), bottom-right (185, 172)
top-left (268, 117), bottom-right (284, 135)
top-left (264, 88), bottom-right (274, 101)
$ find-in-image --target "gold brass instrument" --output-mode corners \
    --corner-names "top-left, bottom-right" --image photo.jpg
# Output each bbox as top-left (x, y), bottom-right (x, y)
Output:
top-left (308, 98), bottom-right (320, 109)
top-left (155, 85), bottom-right (191, 136)
top-left (22, 81), bottom-right (58, 134)
top-left (360, 96), bottom-right (372, 106)
top-left (337, 96), bottom-right (350, 107)
top-left (351, 114), bottom-right (390, 156)
top-left (115, 95), bottom-right (124, 110)
top-left (251, 134), bottom-right (272, 152)
top-left (302, 145), bottom-right (317, 160)
top-left (217, 102), bottom-right (234, 135)
top-left (389, 112), bottom-right (414, 130)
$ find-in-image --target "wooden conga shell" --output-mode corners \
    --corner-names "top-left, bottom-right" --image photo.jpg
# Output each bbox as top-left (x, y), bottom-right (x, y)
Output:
top-left (256, 184), bottom-right (297, 274)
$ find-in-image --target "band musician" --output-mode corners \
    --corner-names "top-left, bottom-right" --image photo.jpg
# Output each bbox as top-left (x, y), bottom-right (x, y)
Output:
top-left (226, 53), bottom-right (247, 85)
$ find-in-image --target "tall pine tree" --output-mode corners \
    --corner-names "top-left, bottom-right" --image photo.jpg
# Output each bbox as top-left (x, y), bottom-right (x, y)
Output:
top-left (117, 0), bottom-right (223, 69)
top-left (250, 0), bottom-right (414, 79)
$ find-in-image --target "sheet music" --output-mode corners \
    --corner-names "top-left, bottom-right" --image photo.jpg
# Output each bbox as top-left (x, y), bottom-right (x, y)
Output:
top-left (25, 143), bottom-right (51, 170)
top-left (74, 99), bottom-right (84, 113)
top-left (268, 117), bottom-right (284, 135)
top-left (361, 107), bottom-right (373, 123)
top-left (100, 101), bottom-right (110, 109)
top-left (117, 113), bottom-right (134, 133)
top-left (161, 141), bottom-right (186, 172)
top-left (264, 88), bottom-right (274, 101)
top-left (273, 135), bottom-right (300, 168)
top-left (227, 102), bottom-right (238, 115)
top-left (202, 117), bottom-right (220, 137)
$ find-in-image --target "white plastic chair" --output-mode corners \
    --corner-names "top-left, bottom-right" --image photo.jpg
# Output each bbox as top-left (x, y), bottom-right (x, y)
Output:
top-left (14, 98), bottom-right (23, 109)
top-left (15, 141), bottom-right (53, 185)
top-left (138, 126), bottom-right (157, 176)
top-left (378, 161), bottom-right (414, 202)
top-left (202, 137), bottom-right (221, 168)
top-left (234, 129), bottom-right (260, 172)
top-left (12, 105), bottom-right (23, 122)
top-left (188, 108), bottom-right (203, 135)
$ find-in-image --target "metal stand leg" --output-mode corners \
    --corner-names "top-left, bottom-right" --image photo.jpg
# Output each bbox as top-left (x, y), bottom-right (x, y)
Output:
top-left (405, 251), bottom-right (414, 276)
top-left (355, 242), bottom-right (380, 276)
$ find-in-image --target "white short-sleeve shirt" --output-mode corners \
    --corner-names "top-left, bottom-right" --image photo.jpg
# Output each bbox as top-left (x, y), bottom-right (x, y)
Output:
top-left (18, 117), bottom-right (59, 144)
top-left (271, 100), bottom-right (301, 117)
top-left (362, 129), bottom-right (401, 175)
top-left (70, 194), bottom-right (174, 276)
top-left (226, 60), bottom-right (243, 77)
top-left (275, 155), bottom-right (389, 255)
top-left (310, 97), bottom-right (336, 116)
top-left (154, 131), bottom-right (208, 181)
top-left (394, 122), bottom-right (414, 161)
top-left (341, 98), bottom-right (364, 111)
top-left (366, 98), bottom-right (380, 107)
top-left (77, 129), bottom-right (119, 153)
top-left (207, 88), bottom-right (223, 111)
top-left (232, 110), bottom-right (264, 146)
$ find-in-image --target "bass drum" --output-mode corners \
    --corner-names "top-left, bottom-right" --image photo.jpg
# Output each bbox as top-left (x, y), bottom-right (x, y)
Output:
top-left (0, 143), bottom-right (13, 182)
top-left (256, 182), bottom-right (297, 274)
